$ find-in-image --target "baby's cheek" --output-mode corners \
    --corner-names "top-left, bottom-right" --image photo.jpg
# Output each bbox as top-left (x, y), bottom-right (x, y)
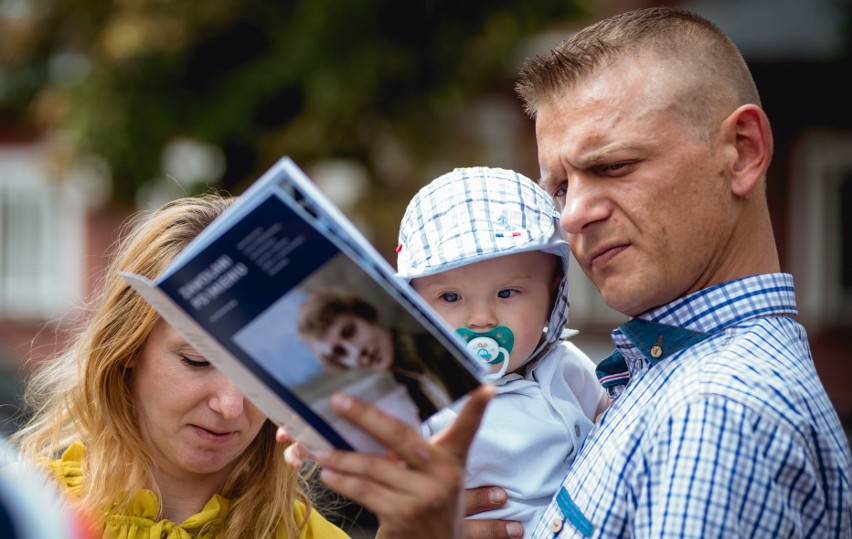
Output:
top-left (434, 308), bottom-right (461, 328)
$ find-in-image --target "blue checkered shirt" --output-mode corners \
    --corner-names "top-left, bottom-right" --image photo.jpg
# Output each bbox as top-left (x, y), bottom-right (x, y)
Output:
top-left (532, 273), bottom-right (852, 538)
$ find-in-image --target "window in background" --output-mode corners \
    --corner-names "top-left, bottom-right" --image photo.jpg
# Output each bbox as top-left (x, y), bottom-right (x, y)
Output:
top-left (841, 174), bottom-right (852, 293)
top-left (789, 131), bottom-right (852, 329)
top-left (0, 146), bottom-right (85, 320)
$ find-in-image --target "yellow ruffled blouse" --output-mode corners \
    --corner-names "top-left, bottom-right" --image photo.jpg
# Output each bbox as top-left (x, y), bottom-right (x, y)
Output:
top-left (48, 442), bottom-right (349, 539)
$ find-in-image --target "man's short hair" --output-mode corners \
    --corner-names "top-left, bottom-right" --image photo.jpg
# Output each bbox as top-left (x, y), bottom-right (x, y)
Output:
top-left (516, 6), bottom-right (761, 140)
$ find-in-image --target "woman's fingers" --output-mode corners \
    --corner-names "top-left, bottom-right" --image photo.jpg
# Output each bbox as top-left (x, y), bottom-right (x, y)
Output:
top-left (325, 392), bottom-right (436, 469)
top-left (275, 426), bottom-right (315, 469)
top-left (433, 386), bottom-right (494, 458)
top-left (313, 385), bottom-right (495, 539)
top-left (318, 462), bottom-right (453, 518)
top-left (315, 447), bottom-right (439, 497)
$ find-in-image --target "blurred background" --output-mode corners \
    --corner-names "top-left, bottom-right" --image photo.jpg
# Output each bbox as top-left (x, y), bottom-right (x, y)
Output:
top-left (0, 0), bottom-right (850, 535)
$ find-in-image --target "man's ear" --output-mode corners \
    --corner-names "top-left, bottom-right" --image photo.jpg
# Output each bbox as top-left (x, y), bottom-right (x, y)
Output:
top-left (721, 104), bottom-right (774, 197)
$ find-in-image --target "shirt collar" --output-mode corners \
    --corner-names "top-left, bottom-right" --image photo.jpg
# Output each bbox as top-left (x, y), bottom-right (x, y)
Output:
top-left (596, 273), bottom-right (797, 389)
top-left (637, 273), bottom-right (797, 333)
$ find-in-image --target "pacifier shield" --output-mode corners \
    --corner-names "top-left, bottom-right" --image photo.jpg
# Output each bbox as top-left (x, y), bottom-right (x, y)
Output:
top-left (455, 326), bottom-right (515, 376)
top-left (466, 336), bottom-right (503, 364)
top-left (456, 326), bottom-right (514, 352)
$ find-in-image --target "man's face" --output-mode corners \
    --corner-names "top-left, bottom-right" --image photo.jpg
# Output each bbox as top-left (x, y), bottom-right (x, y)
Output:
top-left (536, 56), bottom-right (736, 316)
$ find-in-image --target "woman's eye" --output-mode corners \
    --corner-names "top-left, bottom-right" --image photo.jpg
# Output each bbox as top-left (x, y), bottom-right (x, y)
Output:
top-left (180, 355), bottom-right (210, 368)
top-left (498, 289), bottom-right (517, 299)
top-left (440, 292), bottom-right (460, 303)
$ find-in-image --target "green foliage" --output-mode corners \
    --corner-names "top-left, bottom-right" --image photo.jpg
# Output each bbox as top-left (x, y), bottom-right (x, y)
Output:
top-left (1, 0), bottom-right (589, 247)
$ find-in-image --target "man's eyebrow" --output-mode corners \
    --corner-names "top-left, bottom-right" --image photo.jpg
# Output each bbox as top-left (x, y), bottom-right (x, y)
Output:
top-left (537, 143), bottom-right (638, 191)
top-left (538, 175), bottom-right (559, 193)
top-left (580, 143), bottom-right (637, 166)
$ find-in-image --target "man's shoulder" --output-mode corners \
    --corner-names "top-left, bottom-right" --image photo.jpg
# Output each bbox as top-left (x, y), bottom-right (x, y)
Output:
top-left (692, 314), bottom-right (811, 386)
top-left (655, 314), bottom-right (827, 430)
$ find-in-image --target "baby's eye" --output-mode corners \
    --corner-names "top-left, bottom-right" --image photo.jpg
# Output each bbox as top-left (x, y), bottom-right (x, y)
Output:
top-left (440, 292), bottom-right (461, 303)
top-left (180, 355), bottom-right (210, 368)
top-left (498, 289), bottom-right (517, 299)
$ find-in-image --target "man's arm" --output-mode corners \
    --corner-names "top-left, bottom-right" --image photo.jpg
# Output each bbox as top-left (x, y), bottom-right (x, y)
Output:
top-left (640, 395), bottom-right (809, 537)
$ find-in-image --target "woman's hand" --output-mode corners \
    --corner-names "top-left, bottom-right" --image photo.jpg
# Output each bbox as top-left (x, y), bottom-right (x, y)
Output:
top-left (276, 427), bottom-right (313, 468)
top-left (275, 387), bottom-right (522, 537)
top-left (310, 385), bottom-right (494, 539)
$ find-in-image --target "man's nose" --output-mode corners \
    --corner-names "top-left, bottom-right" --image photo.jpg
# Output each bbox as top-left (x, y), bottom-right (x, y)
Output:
top-left (559, 176), bottom-right (611, 235)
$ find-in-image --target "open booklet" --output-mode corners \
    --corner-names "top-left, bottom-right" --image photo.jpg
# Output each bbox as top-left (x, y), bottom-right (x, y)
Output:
top-left (122, 157), bottom-right (484, 455)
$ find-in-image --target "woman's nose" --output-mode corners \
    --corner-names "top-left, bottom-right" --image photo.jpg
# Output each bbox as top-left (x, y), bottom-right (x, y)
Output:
top-left (210, 376), bottom-right (245, 420)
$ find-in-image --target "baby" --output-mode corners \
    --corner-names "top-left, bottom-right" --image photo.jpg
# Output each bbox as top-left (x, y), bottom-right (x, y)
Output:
top-left (396, 166), bottom-right (608, 532)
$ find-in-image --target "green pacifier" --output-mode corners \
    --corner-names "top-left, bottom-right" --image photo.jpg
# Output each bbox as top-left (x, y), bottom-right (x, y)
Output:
top-left (456, 326), bottom-right (515, 381)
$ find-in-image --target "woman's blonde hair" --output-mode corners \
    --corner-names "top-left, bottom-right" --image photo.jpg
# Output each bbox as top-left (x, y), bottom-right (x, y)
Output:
top-left (13, 194), bottom-right (314, 537)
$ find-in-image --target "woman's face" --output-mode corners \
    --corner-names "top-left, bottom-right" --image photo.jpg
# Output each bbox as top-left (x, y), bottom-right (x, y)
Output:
top-left (130, 320), bottom-right (266, 484)
top-left (308, 314), bottom-right (394, 372)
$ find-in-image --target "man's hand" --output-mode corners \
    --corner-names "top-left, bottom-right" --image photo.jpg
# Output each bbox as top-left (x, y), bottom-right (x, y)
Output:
top-left (463, 487), bottom-right (523, 538)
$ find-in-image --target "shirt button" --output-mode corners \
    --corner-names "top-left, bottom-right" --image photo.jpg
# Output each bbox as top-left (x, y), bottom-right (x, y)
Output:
top-left (549, 517), bottom-right (563, 533)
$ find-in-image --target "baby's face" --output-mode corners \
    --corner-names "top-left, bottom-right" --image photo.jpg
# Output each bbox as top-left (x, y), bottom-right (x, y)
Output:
top-left (411, 250), bottom-right (558, 374)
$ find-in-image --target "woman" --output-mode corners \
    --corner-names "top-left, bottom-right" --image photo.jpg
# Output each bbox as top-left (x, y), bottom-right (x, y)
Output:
top-left (11, 195), bottom-right (348, 538)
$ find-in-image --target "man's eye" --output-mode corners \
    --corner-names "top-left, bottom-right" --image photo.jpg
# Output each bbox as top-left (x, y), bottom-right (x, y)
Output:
top-left (440, 292), bottom-right (460, 303)
top-left (180, 355), bottom-right (210, 368)
top-left (597, 161), bottom-right (635, 176)
top-left (341, 321), bottom-right (356, 339)
top-left (553, 185), bottom-right (567, 199)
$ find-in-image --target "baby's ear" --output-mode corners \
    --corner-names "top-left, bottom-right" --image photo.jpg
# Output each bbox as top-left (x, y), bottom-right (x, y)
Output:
top-left (547, 261), bottom-right (564, 317)
top-left (550, 258), bottom-right (564, 291)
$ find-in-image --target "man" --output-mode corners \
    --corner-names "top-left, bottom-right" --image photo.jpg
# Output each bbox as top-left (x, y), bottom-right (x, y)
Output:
top-left (283, 7), bottom-right (852, 538)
